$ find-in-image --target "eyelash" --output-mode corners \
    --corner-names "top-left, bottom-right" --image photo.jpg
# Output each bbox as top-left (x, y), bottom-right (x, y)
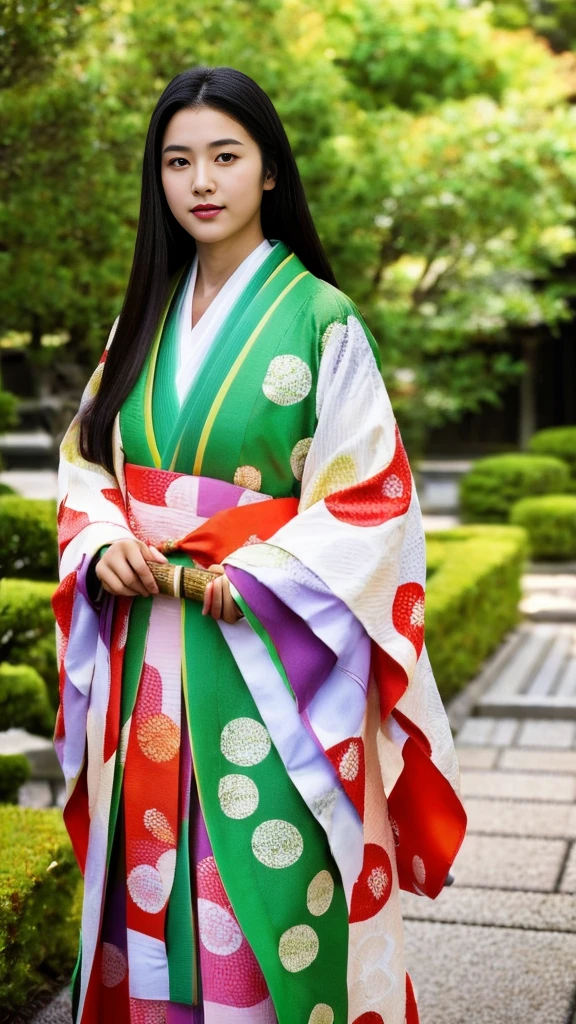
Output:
top-left (168, 153), bottom-right (238, 167)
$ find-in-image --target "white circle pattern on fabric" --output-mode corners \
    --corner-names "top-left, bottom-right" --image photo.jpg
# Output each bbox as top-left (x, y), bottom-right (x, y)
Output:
top-left (220, 718), bottom-right (271, 766)
top-left (197, 898), bottom-right (243, 956)
top-left (382, 473), bottom-right (404, 498)
top-left (306, 870), bottom-right (334, 916)
top-left (127, 864), bottom-right (167, 914)
top-left (101, 942), bottom-right (127, 987)
top-left (339, 741), bottom-right (360, 781)
top-left (156, 848), bottom-right (177, 895)
top-left (290, 437), bottom-right (313, 481)
top-left (410, 598), bottom-right (426, 628)
top-left (278, 924), bottom-right (319, 972)
top-left (413, 854), bottom-right (426, 885)
top-left (367, 865), bottom-right (390, 901)
top-left (308, 1005), bottom-right (334, 1024)
top-left (143, 808), bottom-right (176, 845)
top-left (262, 355), bottom-right (312, 406)
top-left (251, 819), bottom-right (304, 868)
top-left (218, 774), bottom-right (259, 819)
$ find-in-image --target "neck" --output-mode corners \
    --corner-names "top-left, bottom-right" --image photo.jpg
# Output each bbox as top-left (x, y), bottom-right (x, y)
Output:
top-left (194, 223), bottom-right (268, 297)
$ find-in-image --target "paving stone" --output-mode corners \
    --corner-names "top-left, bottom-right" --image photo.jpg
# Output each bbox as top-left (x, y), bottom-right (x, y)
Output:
top-left (452, 833), bottom-right (567, 890)
top-left (516, 718), bottom-right (576, 749)
top-left (31, 985), bottom-right (72, 1023)
top-left (464, 797), bottom-right (576, 838)
top-left (404, 920), bottom-right (576, 1024)
top-left (18, 780), bottom-right (53, 808)
top-left (559, 843), bottom-right (576, 894)
top-left (499, 748), bottom-right (576, 773)
top-left (461, 769), bottom-right (576, 802)
top-left (456, 718), bottom-right (520, 747)
top-left (401, 886), bottom-right (576, 932)
top-left (455, 746), bottom-right (499, 769)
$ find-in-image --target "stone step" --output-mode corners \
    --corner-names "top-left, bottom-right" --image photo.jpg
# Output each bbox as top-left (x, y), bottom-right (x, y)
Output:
top-left (401, 886), bottom-right (576, 932)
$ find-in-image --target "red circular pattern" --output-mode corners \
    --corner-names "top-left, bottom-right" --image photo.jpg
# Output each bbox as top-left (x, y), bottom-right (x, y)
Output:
top-left (325, 424), bottom-right (411, 527)
top-left (125, 465), bottom-right (181, 507)
top-left (101, 488), bottom-right (127, 515)
top-left (57, 501), bottom-right (90, 556)
top-left (392, 583), bottom-right (425, 657)
top-left (326, 737), bottom-right (365, 820)
top-left (52, 571), bottom-right (77, 638)
top-left (350, 843), bottom-right (393, 923)
top-left (352, 1014), bottom-right (385, 1023)
top-left (135, 663), bottom-right (163, 721)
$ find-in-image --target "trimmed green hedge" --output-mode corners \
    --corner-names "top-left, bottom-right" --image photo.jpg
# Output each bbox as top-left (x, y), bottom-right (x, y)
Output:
top-left (0, 806), bottom-right (82, 1012)
top-left (0, 482), bottom-right (17, 496)
top-left (0, 578), bottom-right (59, 709)
top-left (528, 426), bottom-right (576, 485)
top-left (425, 525), bottom-right (528, 700)
top-left (510, 494), bottom-right (576, 561)
top-left (0, 754), bottom-right (30, 804)
top-left (0, 496), bottom-right (58, 580)
top-left (459, 453), bottom-right (570, 523)
top-left (0, 663), bottom-right (55, 736)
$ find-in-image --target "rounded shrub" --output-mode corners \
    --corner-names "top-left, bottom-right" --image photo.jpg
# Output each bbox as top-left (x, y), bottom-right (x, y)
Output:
top-left (459, 453), bottom-right (570, 523)
top-left (0, 495), bottom-right (57, 579)
top-left (0, 663), bottom-right (55, 736)
top-left (0, 482), bottom-right (16, 496)
top-left (528, 426), bottom-right (576, 487)
top-left (0, 579), bottom-right (59, 708)
top-left (0, 754), bottom-right (30, 804)
top-left (510, 494), bottom-right (576, 561)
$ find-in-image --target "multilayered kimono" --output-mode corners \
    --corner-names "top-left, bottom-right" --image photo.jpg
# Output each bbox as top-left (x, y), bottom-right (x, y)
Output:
top-left (53, 237), bottom-right (467, 1024)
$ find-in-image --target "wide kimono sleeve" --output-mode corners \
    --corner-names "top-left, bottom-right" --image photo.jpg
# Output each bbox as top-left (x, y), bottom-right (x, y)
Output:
top-left (223, 308), bottom-right (467, 902)
top-left (52, 315), bottom-right (136, 872)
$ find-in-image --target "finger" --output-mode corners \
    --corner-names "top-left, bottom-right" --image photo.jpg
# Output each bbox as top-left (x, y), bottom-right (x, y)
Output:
top-left (128, 548), bottom-right (159, 594)
top-left (221, 578), bottom-right (238, 624)
top-left (113, 561), bottom-right (150, 598)
top-left (97, 564), bottom-right (142, 598)
top-left (147, 544), bottom-right (169, 564)
top-left (210, 578), bottom-right (223, 620)
top-left (207, 564), bottom-right (224, 575)
top-left (202, 580), bottom-right (214, 616)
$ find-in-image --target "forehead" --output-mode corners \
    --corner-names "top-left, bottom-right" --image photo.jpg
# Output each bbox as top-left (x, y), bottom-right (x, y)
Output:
top-left (162, 106), bottom-right (250, 147)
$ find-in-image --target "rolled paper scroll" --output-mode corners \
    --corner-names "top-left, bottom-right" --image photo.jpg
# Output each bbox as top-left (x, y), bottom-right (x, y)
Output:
top-left (146, 560), bottom-right (220, 601)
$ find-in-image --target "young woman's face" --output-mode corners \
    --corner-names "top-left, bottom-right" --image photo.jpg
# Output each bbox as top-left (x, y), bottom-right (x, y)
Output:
top-left (160, 106), bottom-right (275, 243)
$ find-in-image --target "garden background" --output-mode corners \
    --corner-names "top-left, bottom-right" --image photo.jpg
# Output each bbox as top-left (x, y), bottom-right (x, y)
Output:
top-left (1, 0), bottom-right (575, 1020)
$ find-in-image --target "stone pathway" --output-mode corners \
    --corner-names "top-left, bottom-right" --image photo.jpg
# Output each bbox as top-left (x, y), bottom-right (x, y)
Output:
top-left (402, 570), bottom-right (576, 1024)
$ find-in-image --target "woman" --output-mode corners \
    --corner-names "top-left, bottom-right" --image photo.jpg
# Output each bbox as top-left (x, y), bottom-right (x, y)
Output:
top-left (53, 65), bottom-right (467, 1024)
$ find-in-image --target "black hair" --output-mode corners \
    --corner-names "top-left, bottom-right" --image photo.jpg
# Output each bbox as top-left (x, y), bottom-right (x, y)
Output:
top-left (80, 65), bottom-right (339, 472)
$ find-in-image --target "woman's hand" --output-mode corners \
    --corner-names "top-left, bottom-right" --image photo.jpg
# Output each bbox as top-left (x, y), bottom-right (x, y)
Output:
top-left (95, 539), bottom-right (168, 598)
top-left (202, 564), bottom-right (244, 624)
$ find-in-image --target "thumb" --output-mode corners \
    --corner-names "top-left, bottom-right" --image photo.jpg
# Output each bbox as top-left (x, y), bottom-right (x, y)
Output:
top-left (140, 541), bottom-right (169, 564)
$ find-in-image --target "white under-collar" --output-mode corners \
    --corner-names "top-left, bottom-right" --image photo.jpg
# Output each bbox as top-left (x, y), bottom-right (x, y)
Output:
top-left (175, 238), bottom-right (274, 405)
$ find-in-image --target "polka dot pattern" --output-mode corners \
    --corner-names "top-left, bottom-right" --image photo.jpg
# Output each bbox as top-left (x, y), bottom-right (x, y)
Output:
top-left (262, 354), bottom-right (312, 406)
top-left (278, 924), bottom-right (319, 972)
top-left (198, 898), bottom-right (243, 956)
top-left (306, 870), bottom-right (334, 916)
top-left (129, 999), bottom-right (167, 1024)
top-left (412, 854), bottom-right (426, 886)
top-left (251, 819), bottom-right (304, 869)
top-left (290, 437), bottom-right (313, 481)
top-left (234, 465), bottom-right (262, 491)
top-left (302, 454), bottom-right (358, 509)
top-left (137, 713), bottom-right (180, 763)
top-left (392, 583), bottom-right (426, 657)
top-left (218, 774), bottom-right (259, 819)
top-left (320, 320), bottom-right (347, 356)
top-left (220, 718), bottom-right (271, 767)
top-left (326, 737), bottom-right (365, 820)
top-left (350, 844), bottom-right (393, 922)
top-left (127, 864), bottom-right (167, 914)
top-left (101, 942), bottom-right (127, 987)
top-left (309, 1005), bottom-right (334, 1024)
top-left (325, 423), bottom-right (412, 527)
top-left (143, 808), bottom-right (176, 845)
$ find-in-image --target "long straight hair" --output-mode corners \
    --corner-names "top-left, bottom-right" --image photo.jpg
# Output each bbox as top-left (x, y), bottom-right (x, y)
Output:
top-left (80, 65), bottom-right (339, 473)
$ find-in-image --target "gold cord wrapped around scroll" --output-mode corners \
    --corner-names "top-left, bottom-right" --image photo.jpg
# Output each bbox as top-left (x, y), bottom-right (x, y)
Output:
top-left (146, 561), bottom-right (220, 600)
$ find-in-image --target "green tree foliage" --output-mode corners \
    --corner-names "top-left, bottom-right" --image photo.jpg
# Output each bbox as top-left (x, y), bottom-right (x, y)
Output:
top-left (1, 0), bottom-right (575, 441)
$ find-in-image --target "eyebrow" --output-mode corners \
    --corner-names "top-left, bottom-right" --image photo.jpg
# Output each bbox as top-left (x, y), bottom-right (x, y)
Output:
top-left (162, 138), bottom-right (245, 155)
